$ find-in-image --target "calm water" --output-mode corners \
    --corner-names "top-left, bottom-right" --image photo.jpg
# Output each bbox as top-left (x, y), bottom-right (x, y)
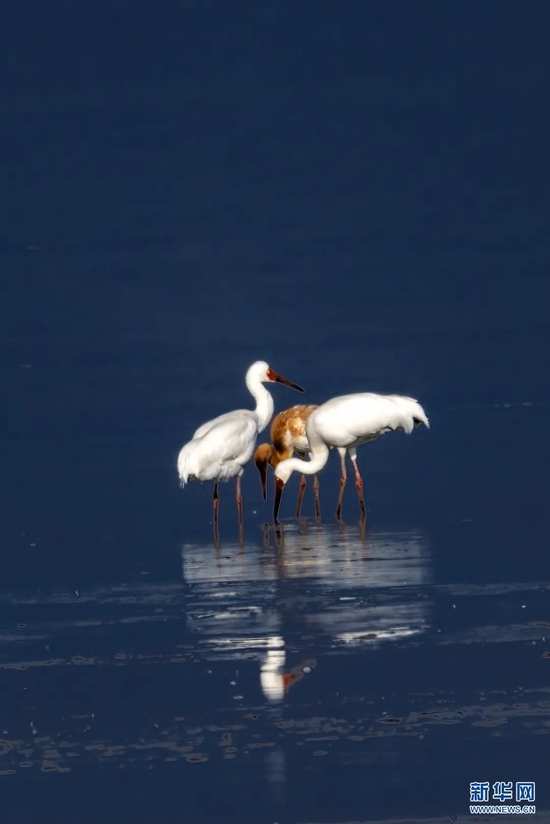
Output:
top-left (1, 2), bottom-right (550, 822)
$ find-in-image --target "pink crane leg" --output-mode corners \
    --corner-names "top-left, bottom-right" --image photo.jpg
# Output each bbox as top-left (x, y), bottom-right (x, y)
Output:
top-left (335, 451), bottom-right (347, 521)
top-left (312, 474), bottom-right (321, 519)
top-left (236, 474), bottom-right (244, 544)
top-left (213, 482), bottom-right (220, 547)
top-left (296, 475), bottom-right (307, 518)
top-left (352, 458), bottom-right (366, 519)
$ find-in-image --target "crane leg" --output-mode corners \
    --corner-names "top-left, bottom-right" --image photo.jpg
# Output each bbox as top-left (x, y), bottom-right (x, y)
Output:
top-left (351, 457), bottom-right (366, 519)
top-left (213, 482), bottom-right (220, 547)
top-left (313, 474), bottom-right (321, 520)
top-left (236, 475), bottom-right (244, 545)
top-left (335, 451), bottom-right (347, 521)
top-left (295, 452), bottom-right (308, 518)
top-left (296, 475), bottom-right (307, 518)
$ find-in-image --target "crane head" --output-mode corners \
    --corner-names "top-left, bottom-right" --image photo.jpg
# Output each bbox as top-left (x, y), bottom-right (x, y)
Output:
top-left (266, 366), bottom-right (304, 393)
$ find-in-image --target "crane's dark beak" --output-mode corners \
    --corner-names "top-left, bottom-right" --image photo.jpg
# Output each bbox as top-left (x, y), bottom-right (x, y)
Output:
top-left (255, 459), bottom-right (268, 501)
top-left (267, 368), bottom-right (304, 393)
top-left (274, 477), bottom-right (285, 524)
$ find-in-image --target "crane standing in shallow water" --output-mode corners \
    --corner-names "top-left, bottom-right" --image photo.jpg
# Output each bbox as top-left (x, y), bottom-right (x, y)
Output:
top-left (272, 392), bottom-right (430, 525)
top-left (177, 361), bottom-right (304, 545)
top-left (254, 402), bottom-right (396, 522)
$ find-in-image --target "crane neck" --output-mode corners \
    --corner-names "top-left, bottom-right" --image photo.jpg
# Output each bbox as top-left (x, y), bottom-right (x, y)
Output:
top-left (276, 439), bottom-right (330, 481)
top-left (246, 373), bottom-right (274, 433)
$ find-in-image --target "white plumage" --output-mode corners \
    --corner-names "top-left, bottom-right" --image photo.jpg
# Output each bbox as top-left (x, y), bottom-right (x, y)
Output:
top-left (178, 415), bottom-right (258, 484)
top-left (273, 392), bottom-right (429, 523)
top-left (309, 393), bottom-right (429, 448)
top-left (177, 360), bottom-right (304, 544)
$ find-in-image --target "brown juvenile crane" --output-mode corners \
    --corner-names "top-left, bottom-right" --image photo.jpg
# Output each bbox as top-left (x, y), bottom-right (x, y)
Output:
top-left (254, 404), bottom-right (322, 518)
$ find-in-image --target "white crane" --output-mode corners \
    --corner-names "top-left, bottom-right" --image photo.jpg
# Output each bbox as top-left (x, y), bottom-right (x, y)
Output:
top-left (272, 393), bottom-right (429, 524)
top-left (177, 360), bottom-right (304, 544)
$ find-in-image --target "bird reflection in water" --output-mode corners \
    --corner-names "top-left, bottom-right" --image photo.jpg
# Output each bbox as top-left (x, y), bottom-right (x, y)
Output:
top-left (259, 640), bottom-right (317, 701)
top-left (266, 511), bottom-right (367, 550)
top-left (259, 637), bottom-right (286, 702)
top-left (282, 657), bottom-right (317, 694)
top-left (181, 522), bottom-right (432, 704)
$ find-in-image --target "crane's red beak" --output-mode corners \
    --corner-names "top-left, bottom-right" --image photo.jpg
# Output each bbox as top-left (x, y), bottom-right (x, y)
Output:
top-left (274, 477), bottom-right (285, 524)
top-left (267, 368), bottom-right (304, 393)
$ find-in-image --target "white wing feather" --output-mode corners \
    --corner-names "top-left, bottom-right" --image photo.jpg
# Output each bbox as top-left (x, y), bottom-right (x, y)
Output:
top-left (309, 393), bottom-right (429, 448)
top-left (178, 413), bottom-right (258, 484)
top-left (193, 409), bottom-right (250, 440)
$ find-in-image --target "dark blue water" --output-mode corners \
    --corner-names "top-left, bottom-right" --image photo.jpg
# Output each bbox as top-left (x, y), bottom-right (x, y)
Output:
top-left (1, 2), bottom-right (549, 822)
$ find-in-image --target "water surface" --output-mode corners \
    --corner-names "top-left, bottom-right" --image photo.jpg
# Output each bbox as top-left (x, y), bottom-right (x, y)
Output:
top-left (1, 1), bottom-right (550, 821)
